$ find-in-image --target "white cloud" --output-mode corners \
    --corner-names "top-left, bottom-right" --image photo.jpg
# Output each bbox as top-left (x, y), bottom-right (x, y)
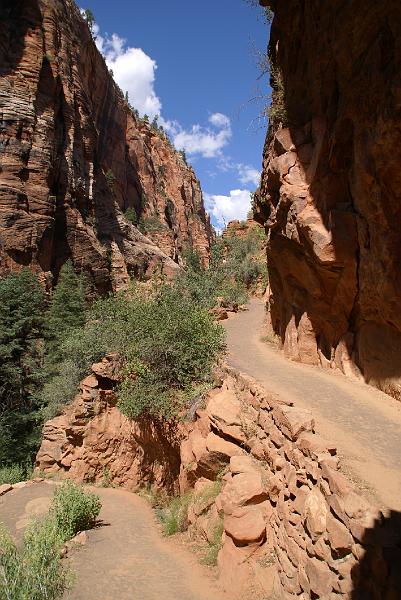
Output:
top-left (236, 164), bottom-right (260, 187)
top-left (208, 112), bottom-right (231, 128)
top-left (92, 24), bottom-right (162, 119)
top-left (204, 189), bottom-right (252, 231)
top-left (166, 112), bottom-right (232, 158)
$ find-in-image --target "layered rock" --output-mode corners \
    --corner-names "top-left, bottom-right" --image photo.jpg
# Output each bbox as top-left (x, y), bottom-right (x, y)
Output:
top-left (36, 358), bottom-right (401, 598)
top-left (36, 354), bottom-right (183, 491)
top-left (0, 0), bottom-right (213, 292)
top-left (254, 0), bottom-right (401, 398)
top-left (180, 367), bottom-right (401, 600)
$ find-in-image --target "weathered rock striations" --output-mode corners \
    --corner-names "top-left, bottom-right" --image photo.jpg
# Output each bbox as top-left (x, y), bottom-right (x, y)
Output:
top-left (254, 0), bottom-right (401, 398)
top-left (0, 0), bottom-right (213, 291)
top-left (36, 360), bottom-right (401, 599)
top-left (35, 354), bottom-right (184, 491)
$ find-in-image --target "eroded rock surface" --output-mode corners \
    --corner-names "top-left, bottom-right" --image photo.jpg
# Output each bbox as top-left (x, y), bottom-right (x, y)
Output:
top-left (255, 0), bottom-right (401, 399)
top-left (35, 359), bottom-right (401, 599)
top-left (36, 354), bottom-right (183, 491)
top-left (0, 0), bottom-right (213, 291)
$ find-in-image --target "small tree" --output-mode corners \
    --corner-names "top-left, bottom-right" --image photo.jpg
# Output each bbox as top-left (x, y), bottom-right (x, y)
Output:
top-left (83, 9), bottom-right (96, 36)
top-left (179, 149), bottom-right (188, 165)
top-left (46, 261), bottom-right (86, 365)
top-left (0, 269), bottom-right (46, 465)
top-left (125, 91), bottom-right (129, 103)
top-left (105, 169), bottom-right (116, 191)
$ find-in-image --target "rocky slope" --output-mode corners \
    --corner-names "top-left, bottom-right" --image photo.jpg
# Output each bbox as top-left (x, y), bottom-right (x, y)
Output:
top-left (0, 0), bottom-right (213, 292)
top-left (35, 360), bottom-right (401, 599)
top-left (254, 0), bottom-right (401, 398)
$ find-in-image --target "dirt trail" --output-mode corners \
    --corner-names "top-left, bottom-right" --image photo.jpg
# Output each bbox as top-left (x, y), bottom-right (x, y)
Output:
top-left (0, 483), bottom-right (226, 600)
top-left (223, 299), bottom-right (401, 512)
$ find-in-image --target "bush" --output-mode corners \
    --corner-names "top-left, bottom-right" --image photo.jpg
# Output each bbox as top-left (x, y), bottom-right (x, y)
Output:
top-left (0, 463), bottom-right (29, 485)
top-left (51, 480), bottom-right (101, 542)
top-left (117, 285), bottom-right (225, 419)
top-left (0, 518), bottom-right (67, 600)
top-left (156, 494), bottom-right (192, 536)
top-left (124, 207), bottom-right (138, 225)
top-left (201, 517), bottom-right (224, 566)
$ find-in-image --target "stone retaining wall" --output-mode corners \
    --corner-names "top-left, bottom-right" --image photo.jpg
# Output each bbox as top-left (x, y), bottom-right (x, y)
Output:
top-left (181, 366), bottom-right (401, 599)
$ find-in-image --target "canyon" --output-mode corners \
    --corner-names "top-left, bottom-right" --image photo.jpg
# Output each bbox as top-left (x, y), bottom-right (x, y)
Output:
top-left (2, 0), bottom-right (401, 599)
top-left (0, 0), bottom-right (213, 293)
top-left (255, 0), bottom-right (401, 400)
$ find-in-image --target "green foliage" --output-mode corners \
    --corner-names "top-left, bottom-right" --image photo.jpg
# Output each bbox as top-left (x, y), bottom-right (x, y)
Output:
top-left (268, 64), bottom-right (288, 127)
top-left (83, 8), bottom-right (95, 36)
top-left (117, 285), bottom-right (225, 419)
top-left (156, 493), bottom-right (192, 536)
top-left (201, 517), bottom-right (224, 566)
top-left (0, 463), bottom-right (29, 485)
top-left (46, 261), bottom-right (86, 364)
top-left (105, 169), bottom-right (116, 191)
top-left (176, 228), bottom-right (266, 311)
top-left (0, 269), bottom-right (46, 466)
top-left (52, 480), bottom-right (101, 542)
top-left (179, 149), bottom-right (188, 165)
top-left (0, 481), bottom-right (101, 599)
top-left (0, 518), bottom-right (68, 600)
top-left (124, 206), bottom-right (139, 225)
top-left (140, 215), bottom-right (165, 233)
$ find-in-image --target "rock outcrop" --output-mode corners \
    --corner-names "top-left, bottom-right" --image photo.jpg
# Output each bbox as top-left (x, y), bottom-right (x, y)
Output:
top-left (36, 359), bottom-right (401, 599)
top-left (36, 354), bottom-right (183, 491)
top-left (181, 367), bottom-right (401, 600)
top-left (0, 0), bottom-right (213, 292)
top-left (254, 0), bottom-right (401, 398)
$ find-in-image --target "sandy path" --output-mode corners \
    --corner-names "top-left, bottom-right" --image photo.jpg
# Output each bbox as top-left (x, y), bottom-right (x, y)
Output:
top-left (0, 483), bottom-right (226, 600)
top-left (223, 299), bottom-right (401, 511)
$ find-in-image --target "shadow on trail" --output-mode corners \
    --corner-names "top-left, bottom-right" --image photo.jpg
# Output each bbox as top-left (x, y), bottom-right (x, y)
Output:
top-left (351, 510), bottom-right (401, 599)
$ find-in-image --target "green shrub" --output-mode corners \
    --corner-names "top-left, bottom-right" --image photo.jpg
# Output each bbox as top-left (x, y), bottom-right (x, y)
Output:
top-left (156, 493), bottom-right (192, 536)
top-left (0, 463), bottom-right (29, 485)
top-left (124, 207), bottom-right (138, 225)
top-left (0, 518), bottom-right (67, 600)
top-left (142, 215), bottom-right (165, 232)
top-left (201, 517), bottom-right (224, 566)
top-left (51, 480), bottom-right (101, 542)
top-left (105, 169), bottom-right (116, 191)
top-left (117, 285), bottom-right (225, 419)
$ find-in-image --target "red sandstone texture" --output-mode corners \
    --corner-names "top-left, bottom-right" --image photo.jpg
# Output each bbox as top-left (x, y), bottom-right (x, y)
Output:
top-left (0, 0), bottom-right (213, 292)
top-left (36, 359), bottom-right (401, 599)
top-left (255, 0), bottom-right (401, 399)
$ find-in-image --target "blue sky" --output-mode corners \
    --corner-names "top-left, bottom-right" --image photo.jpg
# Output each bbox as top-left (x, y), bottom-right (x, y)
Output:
top-left (86, 0), bottom-right (271, 229)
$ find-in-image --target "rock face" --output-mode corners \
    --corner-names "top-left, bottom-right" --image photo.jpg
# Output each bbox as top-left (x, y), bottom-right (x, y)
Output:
top-left (0, 0), bottom-right (213, 292)
top-left (255, 0), bottom-right (401, 399)
top-left (35, 354), bottom-right (183, 491)
top-left (36, 359), bottom-right (401, 599)
top-left (180, 367), bottom-right (401, 600)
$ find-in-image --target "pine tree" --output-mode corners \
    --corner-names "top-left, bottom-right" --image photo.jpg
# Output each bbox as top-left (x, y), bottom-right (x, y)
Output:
top-left (0, 269), bottom-right (46, 465)
top-left (46, 261), bottom-right (86, 364)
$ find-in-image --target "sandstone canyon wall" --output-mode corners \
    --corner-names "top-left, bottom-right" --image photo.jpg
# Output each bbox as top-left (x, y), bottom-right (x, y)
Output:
top-left (255, 0), bottom-right (401, 399)
top-left (0, 0), bottom-right (213, 292)
top-left (36, 361), bottom-right (401, 599)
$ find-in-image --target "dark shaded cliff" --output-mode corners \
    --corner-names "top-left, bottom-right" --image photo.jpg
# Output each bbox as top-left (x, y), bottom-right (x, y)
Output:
top-left (0, 0), bottom-right (213, 292)
top-left (255, 0), bottom-right (401, 399)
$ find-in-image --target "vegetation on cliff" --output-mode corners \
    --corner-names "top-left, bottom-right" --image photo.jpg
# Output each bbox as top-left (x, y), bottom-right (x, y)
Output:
top-left (0, 223), bottom-right (265, 481)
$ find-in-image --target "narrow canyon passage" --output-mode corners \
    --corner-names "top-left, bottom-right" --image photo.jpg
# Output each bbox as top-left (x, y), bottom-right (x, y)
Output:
top-left (0, 483), bottom-right (226, 600)
top-left (223, 300), bottom-right (401, 512)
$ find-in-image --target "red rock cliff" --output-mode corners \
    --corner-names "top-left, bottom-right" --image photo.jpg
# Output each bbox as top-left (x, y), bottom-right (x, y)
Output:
top-left (255, 0), bottom-right (401, 399)
top-left (0, 0), bottom-right (213, 292)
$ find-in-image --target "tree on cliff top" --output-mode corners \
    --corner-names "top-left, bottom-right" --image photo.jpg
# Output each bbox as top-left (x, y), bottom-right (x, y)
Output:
top-left (0, 269), bottom-right (46, 465)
